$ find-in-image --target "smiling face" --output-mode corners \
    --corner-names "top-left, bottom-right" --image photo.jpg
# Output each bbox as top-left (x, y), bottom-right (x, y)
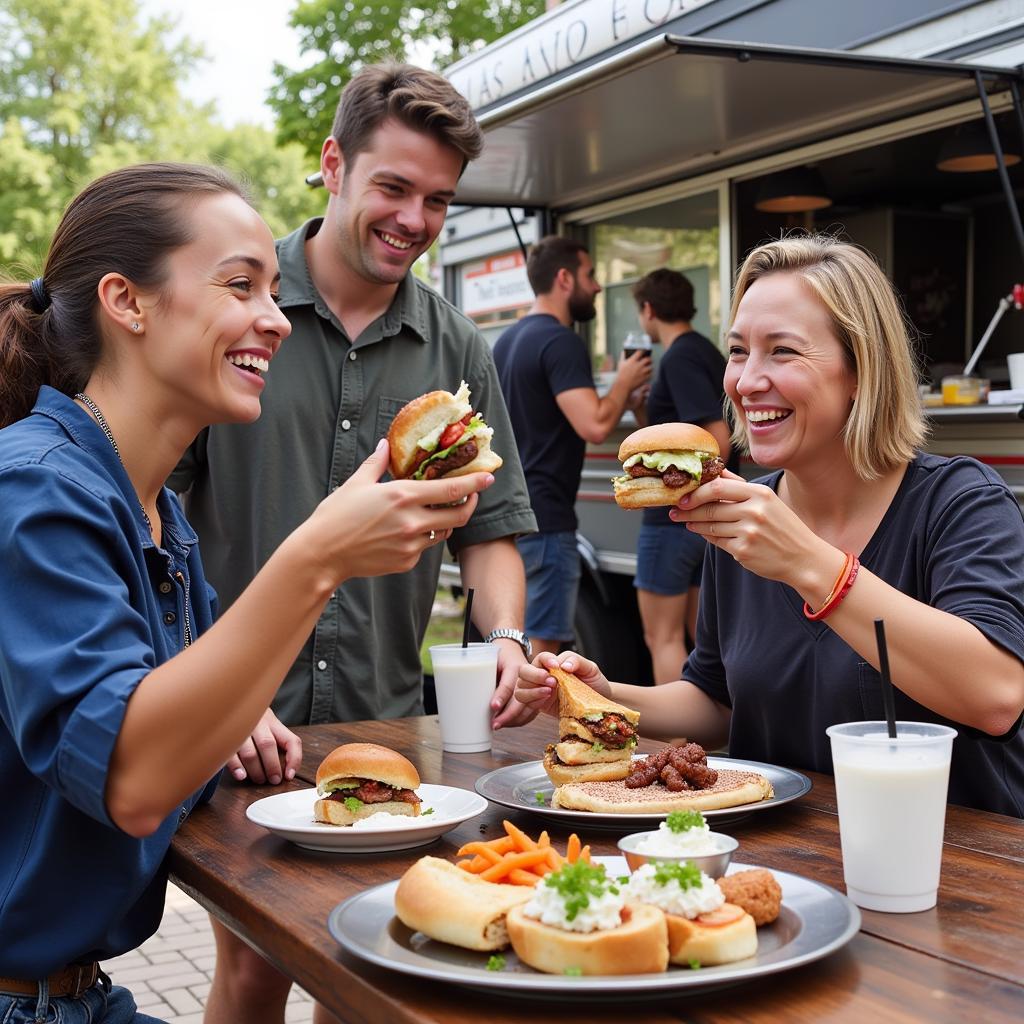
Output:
top-left (326, 118), bottom-right (461, 287)
top-left (139, 192), bottom-right (291, 425)
top-left (725, 271), bottom-right (858, 473)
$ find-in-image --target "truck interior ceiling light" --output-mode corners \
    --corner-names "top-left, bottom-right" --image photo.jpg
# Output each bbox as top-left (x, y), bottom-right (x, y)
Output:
top-left (936, 122), bottom-right (1021, 173)
top-left (753, 167), bottom-right (832, 213)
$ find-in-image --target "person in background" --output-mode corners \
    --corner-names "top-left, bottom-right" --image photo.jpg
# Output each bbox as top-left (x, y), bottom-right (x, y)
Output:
top-left (516, 234), bottom-right (1024, 816)
top-left (631, 268), bottom-right (738, 682)
top-left (0, 162), bottom-right (491, 1024)
top-left (169, 64), bottom-right (537, 1024)
top-left (493, 236), bottom-right (651, 659)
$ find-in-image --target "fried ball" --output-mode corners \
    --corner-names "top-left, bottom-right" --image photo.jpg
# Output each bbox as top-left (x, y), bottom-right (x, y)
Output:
top-left (716, 869), bottom-right (782, 926)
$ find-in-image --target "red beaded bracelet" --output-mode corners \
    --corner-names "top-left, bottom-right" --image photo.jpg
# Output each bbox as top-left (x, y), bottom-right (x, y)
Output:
top-left (804, 553), bottom-right (860, 621)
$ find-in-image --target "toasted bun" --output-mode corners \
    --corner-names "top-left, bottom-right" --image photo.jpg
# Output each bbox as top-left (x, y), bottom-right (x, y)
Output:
top-left (551, 665), bottom-right (640, 726)
top-left (554, 738), bottom-right (633, 766)
top-left (665, 905), bottom-right (757, 966)
top-left (313, 797), bottom-right (418, 826)
top-left (394, 856), bottom-right (532, 951)
top-left (612, 474), bottom-right (701, 509)
top-left (551, 770), bottom-right (774, 813)
top-left (617, 423), bottom-right (719, 463)
top-left (543, 748), bottom-right (631, 785)
top-left (506, 902), bottom-right (668, 975)
top-left (315, 742), bottom-right (420, 792)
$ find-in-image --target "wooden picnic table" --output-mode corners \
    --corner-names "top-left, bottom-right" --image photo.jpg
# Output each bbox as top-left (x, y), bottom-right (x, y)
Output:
top-left (168, 715), bottom-right (1024, 1022)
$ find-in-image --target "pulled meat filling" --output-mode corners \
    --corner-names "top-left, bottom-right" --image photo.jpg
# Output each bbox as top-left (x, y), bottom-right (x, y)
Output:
top-left (627, 456), bottom-right (725, 490)
top-left (581, 712), bottom-right (637, 746)
top-left (328, 779), bottom-right (421, 805)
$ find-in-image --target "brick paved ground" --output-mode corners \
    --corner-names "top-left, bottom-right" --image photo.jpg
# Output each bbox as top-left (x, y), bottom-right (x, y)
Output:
top-left (102, 883), bottom-right (314, 1023)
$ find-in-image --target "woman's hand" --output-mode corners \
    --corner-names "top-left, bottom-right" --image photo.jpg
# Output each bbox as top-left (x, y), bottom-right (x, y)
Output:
top-left (226, 708), bottom-right (302, 785)
top-left (670, 469), bottom-right (837, 590)
top-left (305, 438), bottom-right (494, 582)
top-left (515, 650), bottom-right (614, 716)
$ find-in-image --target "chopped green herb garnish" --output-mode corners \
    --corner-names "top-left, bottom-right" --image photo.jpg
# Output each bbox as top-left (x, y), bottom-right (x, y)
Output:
top-left (617, 875), bottom-right (630, 885)
top-left (421, 807), bottom-right (434, 816)
top-left (535, 791), bottom-right (546, 805)
top-left (627, 736), bottom-right (638, 748)
top-left (543, 861), bottom-right (615, 921)
top-left (486, 954), bottom-right (506, 971)
top-left (666, 809), bottom-right (705, 833)
top-left (563, 966), bottom-right (583, 977)
top-left (591, 741), bottom-right (605, 754)
top-left (688, 957), bottom-right (701, 970)
top-left (652, 860), bottom-right (704, 890)
top-left (343, 796), bottom-right (363, 812)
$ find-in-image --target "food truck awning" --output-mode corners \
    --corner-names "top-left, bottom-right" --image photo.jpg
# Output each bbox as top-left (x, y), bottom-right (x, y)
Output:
top-left (454, 35), bottom-right (1022, 211)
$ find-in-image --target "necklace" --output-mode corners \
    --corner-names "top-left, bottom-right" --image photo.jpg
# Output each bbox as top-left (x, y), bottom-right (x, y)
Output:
top-left (74, 392), bottom-right (154, 534)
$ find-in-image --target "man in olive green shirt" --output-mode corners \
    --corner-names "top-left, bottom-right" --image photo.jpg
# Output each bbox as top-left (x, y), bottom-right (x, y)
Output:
top-left (171, 64), bottom-right (536, 1024)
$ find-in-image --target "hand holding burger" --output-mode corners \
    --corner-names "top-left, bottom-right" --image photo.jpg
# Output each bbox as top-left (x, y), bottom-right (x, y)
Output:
top-left (612, 423), bottom-right (725, 509)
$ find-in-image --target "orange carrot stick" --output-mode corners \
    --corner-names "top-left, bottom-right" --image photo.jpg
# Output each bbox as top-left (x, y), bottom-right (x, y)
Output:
top-left (508, 868), bottom-right (542, 886)
top-left (566, 834), bottom-right (581, 863)
top-left (480, 849), bottom-right (549, 882)
top-left (502, 820), bottom-right (538, 852)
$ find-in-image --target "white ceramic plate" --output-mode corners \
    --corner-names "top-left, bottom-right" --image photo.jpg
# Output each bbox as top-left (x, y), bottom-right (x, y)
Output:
top-left (475, 757), bottom-right (812, 830)
top-left (328, 857), bottom-right (860, 999)
top-left (245, 784), bottom-right (488, 853)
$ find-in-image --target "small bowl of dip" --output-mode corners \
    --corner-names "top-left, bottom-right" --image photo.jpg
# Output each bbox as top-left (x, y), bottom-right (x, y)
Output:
top-left (617, 809), bottom-right (738, 878)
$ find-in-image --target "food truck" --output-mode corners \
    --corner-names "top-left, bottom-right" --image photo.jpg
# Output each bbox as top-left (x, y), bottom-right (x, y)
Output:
top-left (438, 0), bottom-right (1024, 680)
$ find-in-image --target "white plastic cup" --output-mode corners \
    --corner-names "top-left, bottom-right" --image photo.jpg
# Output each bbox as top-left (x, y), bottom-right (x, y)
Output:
top-left (827, 721), bottom-right (956, 913)
top-left (1007, 352), bottom-right (1024, 390)
top-left (429, 643), bottom-right (498, 753)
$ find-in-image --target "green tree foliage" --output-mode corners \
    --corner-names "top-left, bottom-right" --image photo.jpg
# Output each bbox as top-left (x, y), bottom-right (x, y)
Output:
top-left (0, 0), bottom-right (322, 274)
top-left (270, 0), bottom-right (544, 159)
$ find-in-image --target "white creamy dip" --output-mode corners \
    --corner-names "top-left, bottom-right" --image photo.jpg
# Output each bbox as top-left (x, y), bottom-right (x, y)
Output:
top-left (522, 877), bottom-right (625, 933)
top-left (634, 819), bottom-right (718, 857)
top-left (626, 864), bottom-right (725, 919)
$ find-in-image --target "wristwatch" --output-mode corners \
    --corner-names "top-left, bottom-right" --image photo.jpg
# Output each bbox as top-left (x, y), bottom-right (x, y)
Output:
top-left (485, 628), bottom-right (532, 660)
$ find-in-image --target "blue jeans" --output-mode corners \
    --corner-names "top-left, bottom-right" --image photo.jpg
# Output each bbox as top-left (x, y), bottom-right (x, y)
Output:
top-left (633, 523), bottom-right (706, 596)
top-left (517, 531), bottom-right (581, 644)
top-left (0, 979), bottom-right (165, 1024)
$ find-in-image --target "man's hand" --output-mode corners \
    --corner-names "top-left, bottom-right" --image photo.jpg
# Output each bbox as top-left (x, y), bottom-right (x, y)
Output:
top-left (226, 708), bottom-right (303, 785)
top-left (489, 638), bottom-right (536, 729)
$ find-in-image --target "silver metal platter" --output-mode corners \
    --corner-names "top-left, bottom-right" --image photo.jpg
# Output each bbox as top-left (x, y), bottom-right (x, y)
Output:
top-left (327, 858), bottom-right (859, 1000)
top-left (474, 757), bottom-right (812, 830)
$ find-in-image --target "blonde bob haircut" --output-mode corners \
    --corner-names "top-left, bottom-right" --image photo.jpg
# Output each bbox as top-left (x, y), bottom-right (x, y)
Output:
top-left (727, 234), bottom-right (927, 481)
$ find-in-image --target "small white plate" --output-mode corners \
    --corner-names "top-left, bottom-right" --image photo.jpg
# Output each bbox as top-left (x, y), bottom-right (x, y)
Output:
top-left (245, 784), bottom-right (488, 853)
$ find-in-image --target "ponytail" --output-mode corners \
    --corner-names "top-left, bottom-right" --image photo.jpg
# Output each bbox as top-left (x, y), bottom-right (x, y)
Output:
top-left (0, 162), bottom-right (247, 431)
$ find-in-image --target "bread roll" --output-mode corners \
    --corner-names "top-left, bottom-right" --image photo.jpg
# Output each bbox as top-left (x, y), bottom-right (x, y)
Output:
top-left (665, 904), bottom-right (758, 966)
top-left (313, 797), bottom-right (418, 826)
top-left (394, 857), bottom-right (532, 952)
top-left (543, 748), bottom-right (631, 786)
top-left (506, 902), bottom-right (668, 975)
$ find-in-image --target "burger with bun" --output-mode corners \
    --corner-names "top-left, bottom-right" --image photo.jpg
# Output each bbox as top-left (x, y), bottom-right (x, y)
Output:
top-left (388, 380), bottom-right (503, 481)
top-left (314, 742), bottom-right (421, 826)
top-left (612, 422), bottom-right (724, 509)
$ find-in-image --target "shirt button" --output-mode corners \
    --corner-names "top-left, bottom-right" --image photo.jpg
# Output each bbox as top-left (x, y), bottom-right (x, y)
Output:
top-left (317, 659), bottom-right (328, 671)
top-left (159, 581), bottom-right (173, 594)
top-left (164, 612), bottom-right (177, 625)
top-left (341, 419), bottom-right (351, 430)
top-left (349, 350), bottom-right (357, 361)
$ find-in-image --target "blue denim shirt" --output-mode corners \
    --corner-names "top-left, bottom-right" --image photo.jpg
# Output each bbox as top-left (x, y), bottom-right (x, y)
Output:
top-left (0, 387), bottom-right (219, 976)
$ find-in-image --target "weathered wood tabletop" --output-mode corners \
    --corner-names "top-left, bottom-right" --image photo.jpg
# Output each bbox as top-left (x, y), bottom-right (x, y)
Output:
top-left (168, 716), bottom-right (1024, 1023)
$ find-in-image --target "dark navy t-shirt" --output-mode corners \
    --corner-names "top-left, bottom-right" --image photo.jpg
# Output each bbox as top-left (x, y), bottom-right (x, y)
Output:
top-left (643, 330), bottom-right (737, 526)
top-left (494, 314), bottom-right (595, 532)
top-left (684, 453), bottom-right (1024, 816)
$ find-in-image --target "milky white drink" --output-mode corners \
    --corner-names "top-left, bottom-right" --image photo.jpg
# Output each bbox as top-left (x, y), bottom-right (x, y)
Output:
top-left (827, 721), bottom-right (956, 913)
top-left (429, 643), bottom-right (498, 753)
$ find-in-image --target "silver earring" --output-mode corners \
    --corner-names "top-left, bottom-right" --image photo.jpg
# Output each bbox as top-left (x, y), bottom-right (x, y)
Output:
top-left (131, 322), bottom-right (141, 332)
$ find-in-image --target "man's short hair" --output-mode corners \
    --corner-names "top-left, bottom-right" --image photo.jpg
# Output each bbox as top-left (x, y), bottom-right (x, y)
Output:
top-left (331, 62), bottom-right (483, 172)
top-left (527, 235), bottom-right (589, 295)
top-left (632, 268), bottom-right (696, 322)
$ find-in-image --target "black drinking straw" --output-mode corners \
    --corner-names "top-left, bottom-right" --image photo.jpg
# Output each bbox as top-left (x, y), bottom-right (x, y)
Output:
top-left (874, 618), bottom-right (898, 739)
top-left (461, 588), bottom-right (475, 648)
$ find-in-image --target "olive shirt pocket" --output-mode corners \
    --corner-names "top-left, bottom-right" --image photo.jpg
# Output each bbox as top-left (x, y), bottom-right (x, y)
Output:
top-left (376, 395), bottom-right (412, 447)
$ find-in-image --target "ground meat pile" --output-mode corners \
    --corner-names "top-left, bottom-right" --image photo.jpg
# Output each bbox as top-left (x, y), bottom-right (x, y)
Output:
top-left (624, 741), bottom-right (718, 791)
top-left (584, 713), bottom-right (637, 747)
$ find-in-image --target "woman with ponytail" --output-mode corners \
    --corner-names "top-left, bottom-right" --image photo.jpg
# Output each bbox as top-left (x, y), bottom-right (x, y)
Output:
top-left (0, 164), bottom-right (494, 1024)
